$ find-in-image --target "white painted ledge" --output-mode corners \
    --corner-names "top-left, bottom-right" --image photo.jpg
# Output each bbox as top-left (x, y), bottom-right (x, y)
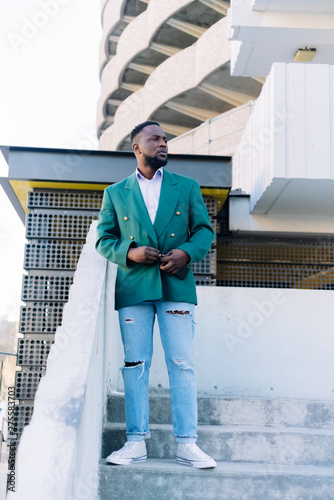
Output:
top-left (99, 16), bottom-right (230, 150)
top-left (252, 0), bottom-right (334, 12)
top-left (228, 0), bottom-right (334, 76)
top-left (229, 195), bottom-right (334, 234)
top-left (7, 222), bottom-right (111, 500)
top-left (233, 62), bottom-right (334, 215)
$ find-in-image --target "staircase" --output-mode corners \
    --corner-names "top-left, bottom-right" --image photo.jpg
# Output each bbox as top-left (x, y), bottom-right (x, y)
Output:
top-left (98, 393), bottom-right (334, 500)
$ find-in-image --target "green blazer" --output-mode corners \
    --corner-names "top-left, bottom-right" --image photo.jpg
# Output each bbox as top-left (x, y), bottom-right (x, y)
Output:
top-left (95, 169), bottom-right (214, 310)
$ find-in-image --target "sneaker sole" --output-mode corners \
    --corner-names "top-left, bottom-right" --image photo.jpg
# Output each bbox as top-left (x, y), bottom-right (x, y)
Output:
top-left (106, 455), bottom-right (147, 466)
top-left (176, 456), bottom-right (216, 469)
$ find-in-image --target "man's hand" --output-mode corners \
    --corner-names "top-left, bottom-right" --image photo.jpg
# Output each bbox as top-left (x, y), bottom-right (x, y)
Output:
top-left (127, 246), bottom-right (160, 264)
top-left (159, 249), bottom-right (190, 275)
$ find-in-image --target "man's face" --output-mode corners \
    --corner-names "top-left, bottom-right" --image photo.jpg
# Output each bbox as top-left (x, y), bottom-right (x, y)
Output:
top-left (133, 124), bottom-right (168, 169)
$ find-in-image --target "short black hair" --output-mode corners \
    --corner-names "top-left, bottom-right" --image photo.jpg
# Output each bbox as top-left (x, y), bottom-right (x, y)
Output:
top-left (130, 121), bottom-right (160, 145)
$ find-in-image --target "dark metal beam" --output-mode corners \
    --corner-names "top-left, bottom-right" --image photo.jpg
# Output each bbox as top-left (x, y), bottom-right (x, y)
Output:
top-left (1, 146), bottom-right (231, 186)
top-left (0, 145), bottom-right (232, 221)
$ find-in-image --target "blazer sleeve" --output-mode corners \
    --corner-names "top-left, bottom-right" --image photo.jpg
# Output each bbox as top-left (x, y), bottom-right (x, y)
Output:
top-left (95, 187), bottom-right (135, 267)
top-left (177, 180), bottom-right (215, 263)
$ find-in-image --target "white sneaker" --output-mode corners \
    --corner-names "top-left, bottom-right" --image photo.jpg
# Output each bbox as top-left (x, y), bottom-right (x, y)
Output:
top-left (106, 440), bottom-right (147, 466)
top-left (177, 443), bottom-right (217, 469)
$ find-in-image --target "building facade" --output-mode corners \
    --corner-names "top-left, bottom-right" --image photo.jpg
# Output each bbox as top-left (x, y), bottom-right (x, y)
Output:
top-left (97, 0), bottom-right (263, 150)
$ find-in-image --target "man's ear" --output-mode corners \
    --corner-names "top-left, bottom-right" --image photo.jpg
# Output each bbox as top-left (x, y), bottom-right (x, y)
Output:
top-left (133, 143), bottom-right (141, 155)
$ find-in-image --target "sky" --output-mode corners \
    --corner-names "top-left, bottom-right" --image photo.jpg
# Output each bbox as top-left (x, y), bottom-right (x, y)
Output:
top-left (0, 0), bottom-right (102, 320)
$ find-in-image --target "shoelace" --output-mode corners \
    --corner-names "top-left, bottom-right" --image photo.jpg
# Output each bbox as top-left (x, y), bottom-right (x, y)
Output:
top-left (117, 441), bottom-right (143, 457)
top-left (183, 444), bottom-right (209, 458)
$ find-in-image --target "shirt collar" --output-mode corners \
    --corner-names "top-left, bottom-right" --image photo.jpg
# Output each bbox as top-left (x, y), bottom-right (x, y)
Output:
top-left (136, 166), bottom-right (164, 181)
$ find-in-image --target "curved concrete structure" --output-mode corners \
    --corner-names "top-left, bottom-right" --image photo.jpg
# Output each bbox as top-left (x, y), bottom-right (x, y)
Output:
top-left (97, 0), bottom-right (208, 134)
top-left (99, 17), bottom-right (262, 150)
top-left (101, 0), bottom-right (109, 11)
top-left (98, 0), bottom-right (263, 149)
top-left (99, 17), bottom-right (227, 149)
top-left (99, 0), bottom-right (151, 75)
top-left (99, 0), bottom-right (126, 74)
top-left (98, 0), bottom-right (228, 137)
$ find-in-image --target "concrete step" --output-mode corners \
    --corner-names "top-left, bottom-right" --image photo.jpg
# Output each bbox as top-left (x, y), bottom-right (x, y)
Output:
top-left (98, 459), bottom-right (334, 500)
top-left (107, 392), bottom-right (334, 429)
top-left (102, 422), bottom-right (334, 466)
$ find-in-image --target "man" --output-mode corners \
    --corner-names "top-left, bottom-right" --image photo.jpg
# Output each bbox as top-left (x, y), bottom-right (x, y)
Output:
top-left (95, 121), bottom-right (216, 469)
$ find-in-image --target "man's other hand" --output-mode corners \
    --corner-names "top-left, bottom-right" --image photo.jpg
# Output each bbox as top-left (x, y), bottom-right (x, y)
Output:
top-left (127, 246), bottom-right (160, 264)
top-left (159, 249), bottom-right (190, 275)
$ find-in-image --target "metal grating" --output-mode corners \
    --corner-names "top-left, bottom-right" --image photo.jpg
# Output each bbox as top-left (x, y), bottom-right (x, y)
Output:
top-left (15, 367), bottom-right (46, 400)
top-left (203, 195), bottom-right (217, 215)
top-left (12, 187), bottom-right (105, 455)
top-left (24, 239), bottom-right (84, 269)
top-left (19, 302), bottom-right (64, 333)
top-left (217, 216), bottom-right (229, 235)
top-left (13, 402), bottom-right (35, 436)
top-left (217, 238), bottom-right (334, 264)
top-left (217, 238), bottom-right (334, 289)
top-left (194, 274), bottom-right (216, 286)
top-left (26, 211), bottom-right (99, 239)
top-left (21, 271), bottom-right (74, 302)
top-left (27, 190), bottom-right (103, 210)
top-left (192, 248), bottom-right (216, 275)
top-left (17, 334), bottom-right (55, 366)
top-left (210, 216), bottom-right (217, 244)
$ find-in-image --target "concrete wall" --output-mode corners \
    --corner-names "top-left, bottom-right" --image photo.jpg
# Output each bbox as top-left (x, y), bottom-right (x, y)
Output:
top-left (168, 102), bottom-right (255, 156)
top-left (229, 195), bottom-right (334, 234)
top-left (233, 63), bottom-right (334, 215)
top-left (106, 285), bottom-right (334, 401)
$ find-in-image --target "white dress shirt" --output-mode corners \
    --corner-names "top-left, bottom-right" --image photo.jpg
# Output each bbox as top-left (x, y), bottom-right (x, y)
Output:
top-left (136, 167), bottom-right (163, 224)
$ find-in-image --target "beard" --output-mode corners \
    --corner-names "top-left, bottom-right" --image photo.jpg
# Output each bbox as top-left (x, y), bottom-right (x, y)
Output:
top-left (143, 153), bottom-right (168, 169)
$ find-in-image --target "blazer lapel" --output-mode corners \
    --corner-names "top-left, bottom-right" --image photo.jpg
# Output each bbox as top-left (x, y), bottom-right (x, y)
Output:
top-left (153, 170), bottom-right (180, 239)
top-left (120, 172), bottom-right (158, 244)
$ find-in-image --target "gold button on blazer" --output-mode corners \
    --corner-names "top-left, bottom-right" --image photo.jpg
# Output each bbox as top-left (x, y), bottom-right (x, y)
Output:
top-left (96, 170), bottom-right (214, 310)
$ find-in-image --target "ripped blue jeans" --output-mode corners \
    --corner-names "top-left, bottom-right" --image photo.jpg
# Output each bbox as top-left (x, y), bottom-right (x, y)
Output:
top-left (118, 300), bottom-right (197, 443)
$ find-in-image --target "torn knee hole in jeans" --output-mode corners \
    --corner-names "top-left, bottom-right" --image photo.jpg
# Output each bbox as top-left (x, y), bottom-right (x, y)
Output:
top-left (124, 361), bottom-right (143, 367)
top-left (173, 360), bottom-right (191, 370)
top-left (124, 318), bottom-right (134, 322)
top-left (123, 360), bottom-right (145, 379)
top-left (165, 310), bottom-right (190, 316)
